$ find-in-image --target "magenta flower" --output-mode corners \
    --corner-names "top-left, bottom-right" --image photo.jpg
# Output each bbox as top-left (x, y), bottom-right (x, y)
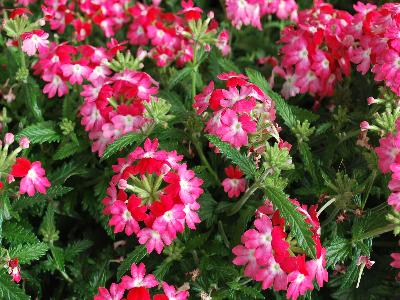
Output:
top-left (120, 263), bottom-right (158, 290)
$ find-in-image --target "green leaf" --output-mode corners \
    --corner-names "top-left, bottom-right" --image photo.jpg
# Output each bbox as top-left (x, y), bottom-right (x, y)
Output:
top-left (117, 245), bottom-right (148, 279)
top-left (14, 185), bottom-right (73, 210)
top-left (206, 135), bottom-right (257, 178)
top-left (291, 106), bottom-right (319, 123)
top-left (9, 242), bottom-right (48, 264)
top-left (21, 77), bottom-right (43, 121)
top-left (298, 143), bottom-right (318, 182)
top-left (264, 186), bottom-right (315, 258)
top-left (246, 68), bottom-right (296, 127)
top-left (218, 58), bottom-right (241, 73)
top-left (64, 240), bottom-right (93, 262)
top-left (53, 142), bottom-right (82, 160)
top-left (352, 204), bottom-right (392, 242)
top-left (168, 67), bottom-right (191, 89)
top-left (49, 161), bottom-right (88, 184)
top-left (198, 192), bottom-right (218, 228)
top-left (340, 253), bottom-right (360, 290)
top-left (102, 132), bottom-right (146, 160)
top-left (240, 286), bottom-right (264, 299)
top-left (326, 237), bottom-right (352, 267)
top-left (40, 204), bottom-right (59, 243)
top-left (0, 271), bottom-right (30, 300)
top-left (3, 222), bottom-right (38, 245)
top-left (50, 246), bottom-right (65, 272)
top-left (153, 259), bottom-right (173, 281)
top-left (16, 122), bottom-right (61, 144)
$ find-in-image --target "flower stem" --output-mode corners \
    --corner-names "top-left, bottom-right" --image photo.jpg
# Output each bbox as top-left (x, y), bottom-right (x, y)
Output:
top-left (352, 224), bottom-right (395, 242)
top-left (191, 42), bottom-right (198, 101)
top-left (317, 197), bottom-right (336, 217)
top-left (228, 170), bottom-right (270, 216)
top-left (192, 139), bottom-right (219, 184)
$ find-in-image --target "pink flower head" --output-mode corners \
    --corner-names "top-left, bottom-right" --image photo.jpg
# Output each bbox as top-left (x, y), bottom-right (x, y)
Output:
top-left (121, 262), bottom-right (158, 290)
top-left (109, 200), bottom-right (140, 236)
top-left (137, 228), bottom-right (173, 254)
top-left (286, 271), bottom-right (314, 300)
top-left (10, 158), bottom-right (51, 196)
top-left (160, 282), bottom-right (189, 300)
top-left (217, 72), bottom-right (249, 87)
top-left (21, 30), bottom-right (49, 56)
top-left (7, 258), bottom-right (21, 283)
top-left (222, 165), bottom-right (246, 198)
top-left (178, 0), bottom-right (203, 20)
top-left (61, 62), bottom-right (92, 85)
top-left (218, 109), bottom-right (257, 148)
top-left (94, 283), bottom-right (125, 300)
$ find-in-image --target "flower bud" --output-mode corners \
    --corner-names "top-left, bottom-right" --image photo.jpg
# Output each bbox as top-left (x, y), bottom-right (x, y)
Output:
top-left (19, 137), bottom-right (30, 149)
top-left (7, 175), bottom-right (15, 183)
top-left (118, 179), bottom-right (128, 190)
top-left (360, 121), bottom-right (370, 131)
top-left (367, 97), bottom-right (376, 105)
top-left (4, 133), bottom-right (14, 145)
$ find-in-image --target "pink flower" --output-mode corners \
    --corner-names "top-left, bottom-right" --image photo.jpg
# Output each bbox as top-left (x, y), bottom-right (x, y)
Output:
top-left (152, 205), bottom-right (185, 238)
top-left (286, 271), bottom-right (314, 300)
top-left (183, 202), bottom-right (201, 229)
top-left (7, 258), bottom-right (21, 283)
top-left (42, 73), bottom-right (69, 98)
top-left (160, 282), bottom-right (189, 299)
top-left (255, 257), bottom-right (287, 291)
top-left (61, 62), bottom-right (92, 85)
top-left (109, 200), bottom-right (140, 236)
top-left (375, 134), bottom-right (400, 173)
top-left (94, 283), bottom-right (125, 300)
top-left (306, 248), bottom-right (328, 287)
top-left (121, 263), bottom-right (158, 290)
top-left (219, 109), bottom-right (257, 148)
top-left (222, 165), bottom-right (246, 198)
top-left (137, 228), bottom-right (173, 254)
top-left (10, 158), bottom-right (51, 196)
top-left (388, 192), bottom-right (400, 211)
top-left (164, 164), bottom-right (203, 204)
top-left (216, 30), bottom-right (231, 56)
top-left (21, 30), bottom-right (49, 56)
top-left (391, 253), bottom-right (400, 268)
top-left (232, 245), bottom-right (260, 279)
top-left (193, 81), bottom-right (214, 114)
top-left (242, 216), bottom-right (273, 264)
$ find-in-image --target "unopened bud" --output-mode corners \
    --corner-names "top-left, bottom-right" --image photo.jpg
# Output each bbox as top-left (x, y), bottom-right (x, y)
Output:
top-left (4, 133), bottom-right (14, 145)
top-left (19, 137), bottom-right (30, 149)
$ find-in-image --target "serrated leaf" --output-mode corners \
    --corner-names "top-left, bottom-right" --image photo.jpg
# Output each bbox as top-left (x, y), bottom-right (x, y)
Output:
top-left (102, 132), bottom-right (146, 160)
top-left (299, 143), bottom-right (318, 182)
top-left (206, 135), bottom-right (257, 178)
top-left (153, 259), bottom-right (173, 281)
top-left (218, 58), bottom-right (241, 73)
top-left (0, 271), bottom-right (30, 300)
top-left (14, 185), bottom-right (73, 210)
top-left (168, 67), bottom-right (191, 89)
top-left (340, 253), bottom-right (360, 290)
top-left (264, 186), bottom-right (315, 258)
top-left (64, 240), bottom-right (93, 262)
top-left (21, 77), bottom-right (43, 121)
top-left (198, 192), bottom-right (218, 228)
top-left (117, 245), bottom-right (148, 279)
top-left (49, 161), bottom-right (88, 184)
top-left (3, 223), bottom-right (38, 245)
top-left (240, 286), bottom-right (264, 299)
top-left (291, 106), bottom-right (319, 123)
top-left (50, 246), bottom-right (65, 272)
top-left (246, 68), bottom-right (297, 127)
top-left (352, 203), bottom-right (391, 242)
top-left (16, 122), bottom-right (61, 144)
top-left (9, 242), bottom-right (48, 264)
top-left (53, 142), bottom-right (82, 160)
top-left (326, 237), bottom-right (352, 267)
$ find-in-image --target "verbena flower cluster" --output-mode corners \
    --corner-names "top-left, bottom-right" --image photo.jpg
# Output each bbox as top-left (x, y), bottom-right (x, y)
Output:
top-left (103, 138), bottom-right (203, 254)
top-left (233, 200), bottom-right (327, 300)
top-left (94, 262), bottom-right (189, 300)
top-left (194, 72), bottom-right (278, 149)
top-left (2, 0), bottom-right (400, 299)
